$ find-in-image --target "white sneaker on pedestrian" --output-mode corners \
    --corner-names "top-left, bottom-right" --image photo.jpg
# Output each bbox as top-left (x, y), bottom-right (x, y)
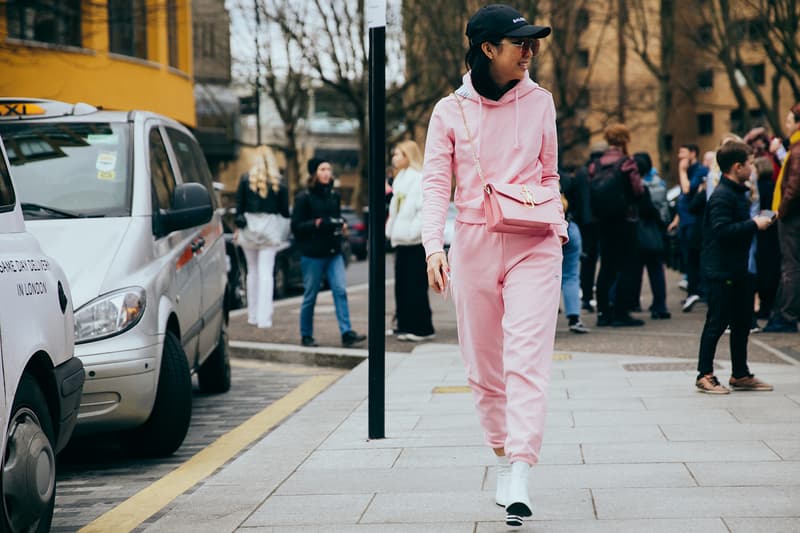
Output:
top-left (399, 333), bottom-right (436, 342)
top-left (505, 462), bottom-right (532, 529)
top-left (678, 279), bottom-right (689, 291)
top-left (495, 457), bottom-right (510, 507)
top-left (682, 294), bottom-right (700, 312)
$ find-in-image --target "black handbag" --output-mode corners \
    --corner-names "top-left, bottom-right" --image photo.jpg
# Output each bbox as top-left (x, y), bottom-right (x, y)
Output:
top-left (636, 217), bottom-right (665, 254)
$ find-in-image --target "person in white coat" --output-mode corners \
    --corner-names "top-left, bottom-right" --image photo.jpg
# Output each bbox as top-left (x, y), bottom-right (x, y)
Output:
top-left (385, 140), bottom-right (435, 341)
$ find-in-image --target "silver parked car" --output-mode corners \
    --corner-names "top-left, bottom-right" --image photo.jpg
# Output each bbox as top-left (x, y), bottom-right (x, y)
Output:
top-left (0, 98), bottom-right (231, 457)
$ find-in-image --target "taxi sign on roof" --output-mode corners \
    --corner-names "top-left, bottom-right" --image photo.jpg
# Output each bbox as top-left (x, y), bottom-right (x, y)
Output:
top-left (0, 102), bottom-right (46, 116)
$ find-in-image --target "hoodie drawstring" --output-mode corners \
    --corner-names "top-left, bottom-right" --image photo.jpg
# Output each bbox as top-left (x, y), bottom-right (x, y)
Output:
top-left (477, 96), bottom-right (484, 157)
top-left (514, 88), bottom-right (520, 150)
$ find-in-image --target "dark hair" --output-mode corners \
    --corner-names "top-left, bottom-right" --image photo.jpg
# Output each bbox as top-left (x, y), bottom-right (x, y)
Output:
top-left (633, 152), bottom-right (653, 176)
top-left (716, 141), bottom-right (752, 174)
top-left (753, 156), bottom-right (774, 180)
top-left (465, 40), bottom-right (502, 98)
top-left (792, 103), bottom-right (800, 123)
top-left (680, 143), bottom-right (700, 156)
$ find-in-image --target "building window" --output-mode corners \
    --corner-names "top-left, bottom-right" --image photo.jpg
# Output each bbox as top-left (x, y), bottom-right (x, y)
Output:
top-left (697, 24), bottom-right (713, 47)
top-left (576, 9), bottom-right (590, 33)
top-left (6, 0), bottom-right (82, 47)
top-left (697, 69), bottom-right (713, 91)
top-left (167, 0), bottom-right (179, 68)
top-left (745, 63), bottom-right (765, 85)
top-left (576, 49), bottom-right (589, 68)
top-left (697, 113), bottom-right (713, 136)
top-left (108, 0), bottom-right (148, 59)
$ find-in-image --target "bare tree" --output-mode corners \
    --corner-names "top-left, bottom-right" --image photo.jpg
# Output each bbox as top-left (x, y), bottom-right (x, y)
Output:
top-left (626, 0), bottom-right (676, 174)
top-left (692, 0), bottom-right (799, 136)
top-left (260, 10), bottom-right (311, 199)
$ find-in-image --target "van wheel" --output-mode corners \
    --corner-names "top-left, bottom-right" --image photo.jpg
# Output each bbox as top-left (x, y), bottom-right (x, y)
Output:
top-left (2, 374), bottom-right (56, 533)
top-left (124, 331), bottom-right (192, 457)
top-left (198, 325), bottom-right (231, 393)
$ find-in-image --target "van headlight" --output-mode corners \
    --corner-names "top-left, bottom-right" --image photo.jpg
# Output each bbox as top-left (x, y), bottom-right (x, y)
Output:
top-left (74, 287), bottom-right (146, 344)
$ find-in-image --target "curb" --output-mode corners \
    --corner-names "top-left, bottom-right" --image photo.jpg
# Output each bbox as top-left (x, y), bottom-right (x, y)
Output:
top-left (229, 340), bottom-right (367, 369)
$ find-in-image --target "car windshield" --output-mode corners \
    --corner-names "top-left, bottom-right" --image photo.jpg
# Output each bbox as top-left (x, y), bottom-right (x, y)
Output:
top-left (0, 122), bottom-right (131, 218)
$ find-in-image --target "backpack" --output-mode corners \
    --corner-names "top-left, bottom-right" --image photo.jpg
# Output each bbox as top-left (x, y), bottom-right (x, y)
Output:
top-left (589, 158), bottom-right (631, 220)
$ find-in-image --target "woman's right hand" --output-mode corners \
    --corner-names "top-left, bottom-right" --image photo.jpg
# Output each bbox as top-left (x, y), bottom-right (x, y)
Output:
top-left (426, 251), bottom-right (450, 294)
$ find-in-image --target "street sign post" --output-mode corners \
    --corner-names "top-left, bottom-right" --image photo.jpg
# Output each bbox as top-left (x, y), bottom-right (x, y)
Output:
top-left (367, 0), bottom-right (386, 440)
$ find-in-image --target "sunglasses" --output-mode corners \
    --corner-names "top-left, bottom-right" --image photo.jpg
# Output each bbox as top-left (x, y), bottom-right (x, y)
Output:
top-left (502, 38), bottom-right (538, 54)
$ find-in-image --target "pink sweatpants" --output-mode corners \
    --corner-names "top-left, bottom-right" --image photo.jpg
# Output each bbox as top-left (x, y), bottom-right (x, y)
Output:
top-left (449, 222), bottom-right (562, 465)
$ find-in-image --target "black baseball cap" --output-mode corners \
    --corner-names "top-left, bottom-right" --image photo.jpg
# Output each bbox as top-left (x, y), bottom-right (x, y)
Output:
top-left (466, 4), bottom-right (551, 46)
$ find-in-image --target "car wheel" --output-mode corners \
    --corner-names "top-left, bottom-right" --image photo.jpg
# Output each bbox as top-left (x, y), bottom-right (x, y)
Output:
top-left (1, 374), bottom-right (56, 533)
top-left (197, 325), bottom-right (231, 394)
top-left (123, 331), bottom-right (192, 457)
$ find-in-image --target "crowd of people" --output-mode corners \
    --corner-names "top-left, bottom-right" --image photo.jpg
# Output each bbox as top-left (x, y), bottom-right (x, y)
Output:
top-left (558, 108), bottom-right (799, 344)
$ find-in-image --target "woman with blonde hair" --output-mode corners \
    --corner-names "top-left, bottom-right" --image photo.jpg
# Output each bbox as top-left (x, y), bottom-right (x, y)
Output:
top-left (385, 139), bottom-right (434, 341)
top-left (235, 146), bottom-right (290, 328)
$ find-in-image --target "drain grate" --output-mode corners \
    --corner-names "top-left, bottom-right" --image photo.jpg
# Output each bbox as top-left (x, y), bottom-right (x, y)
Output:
top-left (623, 362), bottom-right (721, 372)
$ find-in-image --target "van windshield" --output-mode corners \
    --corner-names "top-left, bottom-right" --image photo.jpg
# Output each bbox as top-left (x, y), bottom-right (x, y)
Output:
top-left (0, 122), bottom-right (131, 218)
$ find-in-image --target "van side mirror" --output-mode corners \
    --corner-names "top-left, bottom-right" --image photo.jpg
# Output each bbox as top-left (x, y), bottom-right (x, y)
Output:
top-left (160, 183), bottom-right (213, 234)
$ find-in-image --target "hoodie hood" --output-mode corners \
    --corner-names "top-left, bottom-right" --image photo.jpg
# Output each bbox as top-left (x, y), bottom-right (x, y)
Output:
top-left (455, 71), bottom-right (540, 151)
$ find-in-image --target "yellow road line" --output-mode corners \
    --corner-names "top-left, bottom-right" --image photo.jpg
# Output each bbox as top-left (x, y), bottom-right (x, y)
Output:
top-left (78, 374), bottom-right (339, 533)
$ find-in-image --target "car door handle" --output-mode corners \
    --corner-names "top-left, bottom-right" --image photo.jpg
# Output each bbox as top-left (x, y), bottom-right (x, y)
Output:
top-left (191, 237), bottom-right (206, 253)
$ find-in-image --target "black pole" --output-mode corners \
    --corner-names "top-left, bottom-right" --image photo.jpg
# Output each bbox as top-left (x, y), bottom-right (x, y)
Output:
top-left (367, 24), bottom-right (386, 439)
top-left (254, 0), bottom-right (262, 145)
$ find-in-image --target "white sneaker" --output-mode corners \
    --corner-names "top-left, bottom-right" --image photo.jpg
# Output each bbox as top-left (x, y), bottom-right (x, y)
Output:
top-left (505, 462), bottom-right (532, 529)
top-left (682, 294), bottom-right (700, 312)
top-left (495, 460), bottom-right (510, 507)
top-left (399, 333), bottom-right (436, 342)
top-left (678, 279), bottom-right (689, 291)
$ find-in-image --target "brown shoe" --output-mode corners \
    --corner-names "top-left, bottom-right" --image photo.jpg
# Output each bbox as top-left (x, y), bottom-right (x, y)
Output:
top-left (696, 374), bottom-right (730, 394)
top-left (729, 374), bottom-right (774, 391)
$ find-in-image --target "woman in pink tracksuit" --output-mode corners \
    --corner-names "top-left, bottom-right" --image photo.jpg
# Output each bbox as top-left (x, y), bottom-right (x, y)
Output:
top-left (422, 5), bottom-right (566, 528)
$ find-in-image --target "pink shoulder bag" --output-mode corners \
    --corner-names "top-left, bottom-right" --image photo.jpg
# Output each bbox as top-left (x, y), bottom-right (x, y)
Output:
top-left (454, 93), bottom-right (562, 235)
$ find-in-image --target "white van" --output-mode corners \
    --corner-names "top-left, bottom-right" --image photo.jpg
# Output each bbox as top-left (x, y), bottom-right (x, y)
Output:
top-left (0, 99), bottom-right (231, 457)
top-left (0, 136), bottom-right (84, 531)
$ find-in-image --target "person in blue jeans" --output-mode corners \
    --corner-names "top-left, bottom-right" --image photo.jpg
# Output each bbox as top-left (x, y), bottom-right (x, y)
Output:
top-left (291, 158), bottom-right (366, 347)
top-left (560, 170), bottom-right (591, 333)
top-left (562, 220), bottom-right (590, 333)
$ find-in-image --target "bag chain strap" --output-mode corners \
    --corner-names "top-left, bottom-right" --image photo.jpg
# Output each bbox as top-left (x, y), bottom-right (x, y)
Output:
top-left (453, 93), bottom-right (489, 192)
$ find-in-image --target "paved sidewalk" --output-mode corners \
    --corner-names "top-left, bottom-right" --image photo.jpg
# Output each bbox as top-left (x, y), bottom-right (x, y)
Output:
top-left (144, 344), bottom-right (800, 533)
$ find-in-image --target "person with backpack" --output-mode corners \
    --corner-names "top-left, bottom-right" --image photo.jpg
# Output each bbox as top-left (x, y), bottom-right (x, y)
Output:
top-left (589, 124), bottom-right (646, 327)
top-left (632, 152), bottom-right (671, 319)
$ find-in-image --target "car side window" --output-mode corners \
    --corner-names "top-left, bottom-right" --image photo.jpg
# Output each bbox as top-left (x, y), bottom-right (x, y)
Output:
top-left (149, 128), bottom-right (176, 210)
top-left (0, 146), bottom-right (15, 212)
top-left (165, 128), bottom-right (217, 208)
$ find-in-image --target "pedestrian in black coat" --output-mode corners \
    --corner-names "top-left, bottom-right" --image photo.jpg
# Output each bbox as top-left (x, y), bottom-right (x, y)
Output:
top-left (695, 141), bottom-right (774, 394)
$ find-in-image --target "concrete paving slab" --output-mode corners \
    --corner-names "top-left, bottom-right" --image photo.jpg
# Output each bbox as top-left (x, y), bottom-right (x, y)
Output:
top-left (764, 439), bottom-right (800, 460)
top-left (660, 422), bottom-right (800, 441)
top-left (276, 466), bottom-right (485, 495)
top-left (573, 408), bottom-right (739, 426)
top-left (582, 440), bottom-right (780, 463)
top-left (727, 406), bottom-right (800, 423)
top-left (593, 486), bottom-right (800, 519)
top-left (360, 489), bottom-right (595, 523)
top-left (298, 449), bottom-right (402, 470)
top-left (724, 517), bottom-right (800, 532)
top-left (239, 525), bottom-right (474, 533)
top-left (475, 518), bottom-right (729, 532)
top-left (242, 494), bottom-right (373, 527)
top-left (484, 463), bottom-right (696, 489)
top-left (687, 461), bottom-right (800, 486)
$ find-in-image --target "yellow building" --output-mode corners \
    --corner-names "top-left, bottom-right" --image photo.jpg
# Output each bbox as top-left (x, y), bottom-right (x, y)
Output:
top-left (0, 0), bottom-right (195, 126)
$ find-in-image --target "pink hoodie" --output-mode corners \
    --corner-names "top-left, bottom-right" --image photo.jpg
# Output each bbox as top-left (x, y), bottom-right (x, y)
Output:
top-left (421, 72), bottom-right (567, 257)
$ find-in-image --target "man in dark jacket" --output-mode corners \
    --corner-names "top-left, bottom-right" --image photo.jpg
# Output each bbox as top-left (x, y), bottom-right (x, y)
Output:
top-left (695, 142), bottom-right (774, 394)
top-left (291, 158), bottom-right (366, 347)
